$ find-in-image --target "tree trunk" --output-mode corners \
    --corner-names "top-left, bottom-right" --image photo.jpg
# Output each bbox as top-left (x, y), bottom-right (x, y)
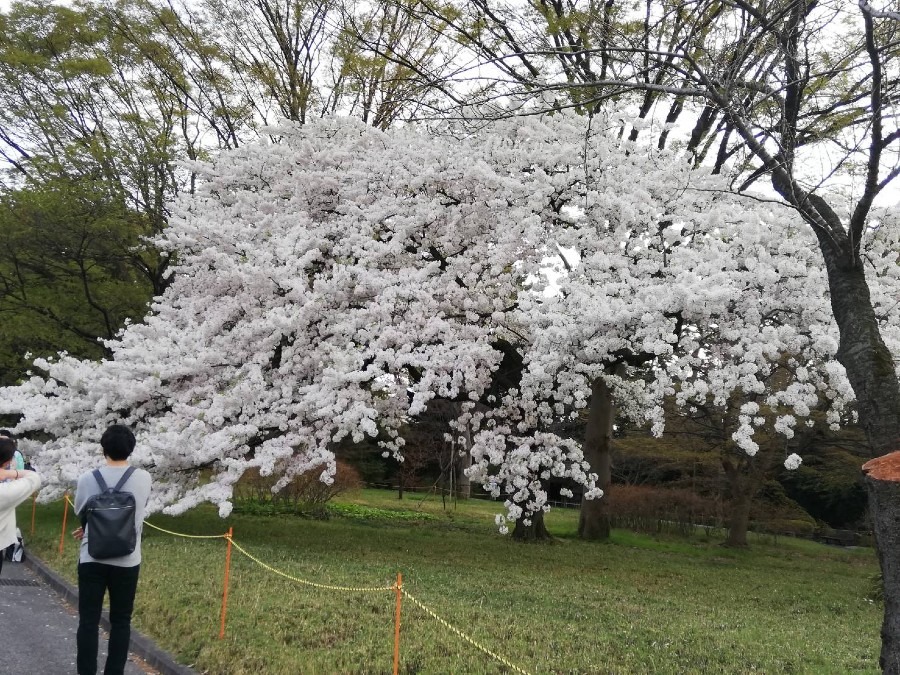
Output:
top-left (864, 453), bottom-right (900, 674)
top-left (809, 218), bottom-right (900, 671)
top-left (815, 237), bottom-right (900, 455)
top-left (455, 451), bottom-right (471, 499)
top-left (813, 214), bottom-right (900, 675)
top-left (721, 455), bottom-right (764, 548)
top-left (763, 168), bottom-right (900, 453)
top-left (725, 489), bottom-right (751, 548)
top-left (456, 415), bottom-right (472, 500)
top-left (512, 510), bottom-right (551, 542)
top-left (578, 373), bottom-right (617, 541)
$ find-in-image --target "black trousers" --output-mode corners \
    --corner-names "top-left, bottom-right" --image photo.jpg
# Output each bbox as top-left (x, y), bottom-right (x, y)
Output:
top-left (77, 562), bottom-right (141, 675)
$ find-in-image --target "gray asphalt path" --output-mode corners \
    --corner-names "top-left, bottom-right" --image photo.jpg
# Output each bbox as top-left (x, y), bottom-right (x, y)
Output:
top-left (0, 558), bottom-right (151, 675)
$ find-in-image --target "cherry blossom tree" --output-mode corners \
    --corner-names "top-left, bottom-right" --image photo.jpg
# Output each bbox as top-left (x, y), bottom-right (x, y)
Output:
top-left (2, 113), bottom-right (890, 544)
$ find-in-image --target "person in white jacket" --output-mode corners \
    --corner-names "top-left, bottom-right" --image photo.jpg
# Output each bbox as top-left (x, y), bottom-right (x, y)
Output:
top-left (0, 436), bottom-right (40, 576)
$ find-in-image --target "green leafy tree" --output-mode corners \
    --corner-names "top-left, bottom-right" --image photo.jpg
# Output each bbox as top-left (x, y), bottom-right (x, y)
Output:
top-left (0, 179), bottom-right (154, 384)
top-left (329, 0), bottom-right (452, 127)
top-left (0, 0), bottom-right (255, 382)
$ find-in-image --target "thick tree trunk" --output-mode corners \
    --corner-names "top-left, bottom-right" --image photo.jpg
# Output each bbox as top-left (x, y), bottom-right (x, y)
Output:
top-left (808, 220), bottom-right (900, 672)
top-left (578, 494), bottom-right (610, 540)
top-left (579, 373), bottom-right (616, 541)
top-left (721, 458), bottom-right (758, 548)
top-left (817, 243), bottom-right (900, 454)
top-left (726, 40), bottom-right (900, 666)
top-left (764, 176), bottom-right (900, 452)
top-left (512, 510), bottom-right (552, 542)
top-left (725, 489), bottom-right (751, 548)
top-left (864, 453), bottom-right (900, 674)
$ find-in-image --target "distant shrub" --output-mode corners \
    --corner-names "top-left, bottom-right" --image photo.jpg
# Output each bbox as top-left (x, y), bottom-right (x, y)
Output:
top-left (604, 485), bottom-right (817, 538)
top-left (606, 485), bottom-right (722, 535)
top-left (234, 461), bottom-right (362, 516)
top-left (763, 519), bottom-right (817, 538)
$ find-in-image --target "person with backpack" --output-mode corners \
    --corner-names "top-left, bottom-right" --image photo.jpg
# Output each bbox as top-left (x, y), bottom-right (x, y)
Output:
top-left (72, 424), bottom-right (152, 675)
top-left (0, 436), bottom-right (40, 577)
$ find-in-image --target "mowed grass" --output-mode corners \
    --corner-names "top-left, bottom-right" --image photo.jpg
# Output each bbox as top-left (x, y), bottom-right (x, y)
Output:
top-left (20, 489), bottom-right (880, 674)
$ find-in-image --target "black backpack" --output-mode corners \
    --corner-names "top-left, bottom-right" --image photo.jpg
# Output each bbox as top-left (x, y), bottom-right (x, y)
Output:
top-left (79, 468), bottom-right (137, 559)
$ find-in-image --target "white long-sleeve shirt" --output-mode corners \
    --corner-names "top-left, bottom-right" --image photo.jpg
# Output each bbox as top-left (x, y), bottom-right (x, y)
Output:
top-left (0, 471), bottom-right (41, 549)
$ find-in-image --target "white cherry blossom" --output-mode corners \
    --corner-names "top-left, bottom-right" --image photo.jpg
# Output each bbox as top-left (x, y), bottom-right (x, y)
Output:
top-left (0, 113), bottom-right (896, 525)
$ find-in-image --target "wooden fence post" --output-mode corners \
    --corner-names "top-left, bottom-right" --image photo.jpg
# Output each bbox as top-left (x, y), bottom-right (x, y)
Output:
top-left (219, 527), bottom-right (234, 639)
top-left (58, 493), bottom-right (69, 555)
top-left (393, 572), bottom-right (403, 675)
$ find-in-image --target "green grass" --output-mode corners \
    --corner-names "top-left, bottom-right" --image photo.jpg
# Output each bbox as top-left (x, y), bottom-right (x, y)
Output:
top-left (19, 490), bottom-right (881, 674)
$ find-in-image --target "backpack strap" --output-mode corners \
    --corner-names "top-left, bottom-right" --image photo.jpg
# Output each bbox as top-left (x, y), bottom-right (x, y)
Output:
top-left (92, 467), bottom-right (135, 492)
top-left (112, 466), bottom-right (136, 491)
top-left (92, 469), bottom-right (109, 492)
top-left (80, 471), bottom-right (107, 528)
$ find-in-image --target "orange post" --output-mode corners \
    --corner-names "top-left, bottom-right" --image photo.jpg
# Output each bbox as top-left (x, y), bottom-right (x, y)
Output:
top-left (393, 572), bottom-right (403, 675)
top-left (31, 493), bottom-right (36, 537)
top-left (58, 492), bottom-right (70, 555)
top-left (219, 527), bottom-right (234, 640)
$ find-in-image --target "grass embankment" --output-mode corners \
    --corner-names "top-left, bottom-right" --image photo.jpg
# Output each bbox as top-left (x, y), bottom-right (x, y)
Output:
top-left (21, 489), bottom-right (880, 674)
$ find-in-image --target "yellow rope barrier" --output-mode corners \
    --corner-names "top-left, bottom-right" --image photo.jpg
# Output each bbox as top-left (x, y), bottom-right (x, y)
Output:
top-left (143, 520), bottom-right (229, 539)
top-left (401, 589), bottom-right (532, 675)
top-left (225, 536), bottom-right (395, 593)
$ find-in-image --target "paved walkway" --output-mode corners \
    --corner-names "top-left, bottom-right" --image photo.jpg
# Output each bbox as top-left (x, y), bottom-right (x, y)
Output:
top-left (0, 556), bottom-right (192, 674)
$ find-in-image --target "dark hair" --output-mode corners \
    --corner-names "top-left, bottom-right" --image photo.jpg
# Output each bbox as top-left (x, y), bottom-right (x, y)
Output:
top-left (100, 425), bottom-right (136, 461)
top-left (0, 429), bottom-right (13, 439)
top-left (0, 437), bottom-right (16, 464)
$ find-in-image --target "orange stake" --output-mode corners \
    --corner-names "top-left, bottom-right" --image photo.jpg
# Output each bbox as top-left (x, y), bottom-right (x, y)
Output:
top-left (31, 493), bottom-right (36, 537)
top-left (393, 572), bottom-right (403, 675)
top-left (219, 527), bottom-right (234, 640)
top-left (58, 492), bottom-right (69, 555)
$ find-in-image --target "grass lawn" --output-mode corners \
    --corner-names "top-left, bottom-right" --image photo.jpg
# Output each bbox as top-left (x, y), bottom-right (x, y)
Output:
top-left (20, 489), bottom-right (880, 674)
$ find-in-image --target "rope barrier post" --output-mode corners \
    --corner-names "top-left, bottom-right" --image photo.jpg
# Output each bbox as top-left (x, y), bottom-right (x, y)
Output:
top-left (58, 492), bottom-right (69, 555)
top-left (219, 527), bottom-right (234, 640)
top-left (393, 572), bottom-right (403, 675)
top-left (31, 493), bottom-right (36, 537)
